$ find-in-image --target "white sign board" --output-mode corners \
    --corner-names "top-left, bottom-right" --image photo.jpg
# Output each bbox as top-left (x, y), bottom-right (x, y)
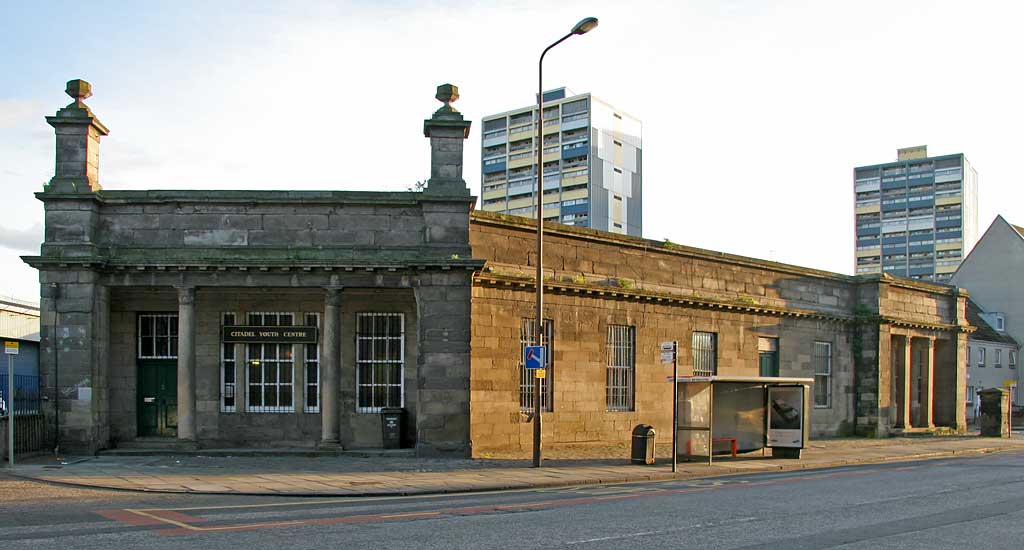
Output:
top-left (4, 341), bottom-right (18, 355)
top-left (767, 386), bottom-right (804, 449)
top-left (660, 341), bottom-right (676, 365)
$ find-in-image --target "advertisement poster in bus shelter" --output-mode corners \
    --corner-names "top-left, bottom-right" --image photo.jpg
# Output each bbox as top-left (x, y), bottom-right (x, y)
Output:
top-left (767, 386), bottom-right (804, 448)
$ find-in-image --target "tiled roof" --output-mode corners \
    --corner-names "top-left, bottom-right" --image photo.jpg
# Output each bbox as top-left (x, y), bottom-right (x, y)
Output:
top-left (1012, 223), bottom-right (1024, 239)
top-left (966, 299), bottom-right (1018, 346)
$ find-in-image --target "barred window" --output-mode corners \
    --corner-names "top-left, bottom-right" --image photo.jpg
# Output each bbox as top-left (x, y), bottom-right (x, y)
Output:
top-left (246, 312), bottom-right (295, 413)
top-left (814, 341), bottom-right (832, 408)
top-left (138, 314), bottom-right (178, 359)
top-left (520, 318), bottom-right (553, 412)
top-left (606, 325), bottom-right (635, 411)
top-left (356, 313), bottom-right (404, 413)
top-left (692, 331), bottom-right (717, 376)
top-left (221, 312), bottom-right (237, 412)
top-left (305, 313), bottom-right (320, 413)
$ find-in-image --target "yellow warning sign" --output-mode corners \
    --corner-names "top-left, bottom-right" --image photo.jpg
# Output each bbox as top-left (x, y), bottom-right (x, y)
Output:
top-left (535, 369), bottom-right (546, 379)
top-left (3, 341), bottom-right (18, 355)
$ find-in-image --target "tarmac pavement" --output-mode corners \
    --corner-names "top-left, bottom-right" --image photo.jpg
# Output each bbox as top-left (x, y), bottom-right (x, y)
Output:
top-left (7, 435), bottom-right (1024, 497)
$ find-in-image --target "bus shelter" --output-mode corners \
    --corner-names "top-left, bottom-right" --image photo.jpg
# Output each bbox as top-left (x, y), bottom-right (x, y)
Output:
top-left (670, 376), bottom-right (813, 464)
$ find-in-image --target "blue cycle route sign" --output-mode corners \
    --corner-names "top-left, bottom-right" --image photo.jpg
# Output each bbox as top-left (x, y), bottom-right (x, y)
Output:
top-left (524, 345), bottom-right (545, 370)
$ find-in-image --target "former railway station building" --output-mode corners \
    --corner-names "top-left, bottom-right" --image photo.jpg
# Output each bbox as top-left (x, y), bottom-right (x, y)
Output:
top-left (23, 81), bottom-right (972, 456)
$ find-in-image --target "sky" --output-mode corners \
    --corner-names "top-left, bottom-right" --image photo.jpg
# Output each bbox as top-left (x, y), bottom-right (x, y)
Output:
top-left (2, 0), bottom-right (1023, 302)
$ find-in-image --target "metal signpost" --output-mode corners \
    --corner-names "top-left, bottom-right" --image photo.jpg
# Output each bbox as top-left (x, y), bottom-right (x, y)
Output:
top-left (5, 340), bottom-right (18, 468)
top-left (525, 345), bottom-right (546, 467)
top-left (660, 341), bottom-right (678, 472)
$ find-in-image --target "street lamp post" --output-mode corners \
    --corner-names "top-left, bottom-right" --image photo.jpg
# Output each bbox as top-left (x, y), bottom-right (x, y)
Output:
top-left (534, 17), bottom-right (598, 468)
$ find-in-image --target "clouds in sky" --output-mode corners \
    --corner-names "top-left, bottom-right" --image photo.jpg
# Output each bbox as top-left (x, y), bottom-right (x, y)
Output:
top-left (1, 0), bottom-right (1023, 300)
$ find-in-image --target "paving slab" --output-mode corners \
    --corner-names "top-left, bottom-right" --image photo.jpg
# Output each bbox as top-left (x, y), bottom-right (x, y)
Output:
top-left (7, 436), bottom-right (1024, 497)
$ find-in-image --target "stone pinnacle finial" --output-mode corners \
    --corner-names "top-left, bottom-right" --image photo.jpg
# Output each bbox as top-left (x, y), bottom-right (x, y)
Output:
top-left (66, 79), bottom-right (92, 103)
top-left (435, 84), bottom-right (459, 113)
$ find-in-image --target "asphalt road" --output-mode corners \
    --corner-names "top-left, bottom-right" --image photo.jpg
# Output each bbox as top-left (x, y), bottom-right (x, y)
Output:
top-left (3, 451), bottom-right (1024, 549)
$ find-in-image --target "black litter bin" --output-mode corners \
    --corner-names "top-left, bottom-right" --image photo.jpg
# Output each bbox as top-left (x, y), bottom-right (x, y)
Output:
top-left (381, 408), bottom-right (405, 449)
top-left (631, 424), bottom-right (656, 465)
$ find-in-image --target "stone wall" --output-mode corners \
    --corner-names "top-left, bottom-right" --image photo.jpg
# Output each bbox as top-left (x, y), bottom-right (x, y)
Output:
top-left (92, 194), bottom-right (470, 257)
top-left (468, 212), bottom-right (967, 452)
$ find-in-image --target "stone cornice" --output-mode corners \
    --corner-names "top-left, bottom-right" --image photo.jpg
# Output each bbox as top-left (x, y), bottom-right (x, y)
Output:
top-left (35, 189), bottom-right (476, 205)
top-left (881, 316), bottom-right (975, 333)
top-left (21, 254), bottom-right (484, 273)
top-left (474, 272), bottom-right (854, 323)
top-left (474, 272), bottom-right (969, 333)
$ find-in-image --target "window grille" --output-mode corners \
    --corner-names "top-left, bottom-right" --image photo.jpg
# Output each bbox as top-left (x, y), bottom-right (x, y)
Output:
top-left (246, 312), bottom-right (295, 413)
top-left (355, 313), bottom-right (404, 413)
top-left (692, 331), bottom-right (717, 376)
top-left (814, 341), bottom-right (832, 408)
top-left (137, 313), bottom-right (178, 359)
top-left (606, 325), bottom-right (635, 411)
top-left (221, 312), bottom-right (237, 412)
top-left (305, 312), bottom-right (320, 413)
top-left (520, 318), bottom-right (553, 412)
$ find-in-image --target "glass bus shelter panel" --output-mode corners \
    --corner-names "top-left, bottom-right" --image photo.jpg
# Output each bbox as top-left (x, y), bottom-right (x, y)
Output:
top-left (678, 380), bottom-right (711, 457)
top-left (712, 383), bottom-right (766, 452)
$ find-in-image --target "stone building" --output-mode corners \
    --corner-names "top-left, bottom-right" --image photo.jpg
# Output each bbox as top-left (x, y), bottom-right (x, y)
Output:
top-left (468, 212), bottom-right (971, 451)
top-left (23, 81), bottom-right (481, 455)
top-left (23, 80), bottom-right (972, 456)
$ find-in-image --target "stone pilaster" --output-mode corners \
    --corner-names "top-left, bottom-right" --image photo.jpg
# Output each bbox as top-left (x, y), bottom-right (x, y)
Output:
top-left (39, 270), bottom-right (105, 453)
top-left (176, 287), bottom-right (197, 445)
top-left (422, 84), bottom-right (472, 197)
top-left (320, 288), bottom-right (342, 447)
top-left (414, 271), bottom-right (473, 457)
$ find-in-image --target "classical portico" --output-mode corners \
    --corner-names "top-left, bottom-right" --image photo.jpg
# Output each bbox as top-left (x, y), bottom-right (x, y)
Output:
top-left (24, 80), bottom-right (482, 456)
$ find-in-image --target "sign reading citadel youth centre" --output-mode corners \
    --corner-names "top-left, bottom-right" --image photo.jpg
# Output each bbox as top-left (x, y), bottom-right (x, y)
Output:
top-left (222, 326), bottom-right (318, 344)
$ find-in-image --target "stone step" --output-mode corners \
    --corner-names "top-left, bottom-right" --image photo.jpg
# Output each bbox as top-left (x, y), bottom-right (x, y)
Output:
top-left (99, 446), bottom-right (416, 458)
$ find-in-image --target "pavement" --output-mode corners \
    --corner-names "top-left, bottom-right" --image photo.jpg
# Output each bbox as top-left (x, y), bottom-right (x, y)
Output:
top-left (6, 435), bottom-right (1024, 497)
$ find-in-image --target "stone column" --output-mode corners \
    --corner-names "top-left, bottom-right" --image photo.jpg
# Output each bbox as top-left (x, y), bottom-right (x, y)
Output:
top-left (901, 336), bottom-right (913, 428)
top-left (955, 331), bottom-right (969, 433)
top-left (176, 287), bottom-right (197, 445)
top-left (921, 338), bottom-right (935, 428)
top-left (320, 288), bottom-right (342, 447)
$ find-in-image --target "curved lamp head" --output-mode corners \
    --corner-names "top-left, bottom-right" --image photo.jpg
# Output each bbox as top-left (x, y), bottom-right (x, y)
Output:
top-left (571, 17), bottom-right (599, 35)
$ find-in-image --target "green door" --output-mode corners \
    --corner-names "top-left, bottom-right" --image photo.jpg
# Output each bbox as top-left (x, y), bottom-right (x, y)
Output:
top-left (137, 360), bottom-right (178, 437)
top-left (759, 351), bottom-right (779, 377)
